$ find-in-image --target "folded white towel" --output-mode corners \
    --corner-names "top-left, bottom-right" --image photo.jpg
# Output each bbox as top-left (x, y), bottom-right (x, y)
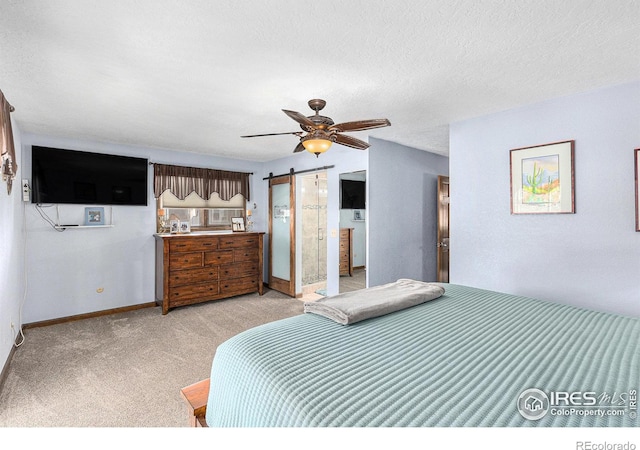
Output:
top-left (303, 279), bottom-right (445, 325)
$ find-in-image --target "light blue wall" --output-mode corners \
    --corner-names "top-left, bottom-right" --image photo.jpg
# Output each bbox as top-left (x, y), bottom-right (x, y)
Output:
top-left (368, 137), bottom-right (449, 287)
top-left (450, 81), bottom-right (640, 318)
top-left (0, 117), bottom-right (24, 368)
top-left (20, 134), bottom-right (263, 323)
top-left (17, 135), bottom-right (367, 323)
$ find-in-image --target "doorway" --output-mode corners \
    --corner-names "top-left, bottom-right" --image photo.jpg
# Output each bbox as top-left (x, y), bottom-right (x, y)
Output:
top-left (339, 171), bottom-right (367, 293)
top-left (437, 175), bottom-right (450, 282)
top-left (301, 172), bottom-right (328, 297)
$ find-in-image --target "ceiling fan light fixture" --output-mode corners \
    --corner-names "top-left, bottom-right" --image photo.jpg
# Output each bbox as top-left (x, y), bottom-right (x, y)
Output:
top-left (302, 138), bottom-right (332, 155)
top-left (301, 132), bottom-right (332, 156)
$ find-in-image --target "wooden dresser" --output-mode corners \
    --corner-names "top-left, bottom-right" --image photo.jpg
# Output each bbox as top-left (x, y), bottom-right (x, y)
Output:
top-left (155, 232), bottom-right (264, 314)
top-left (339, 228), bottom-right (353, 277)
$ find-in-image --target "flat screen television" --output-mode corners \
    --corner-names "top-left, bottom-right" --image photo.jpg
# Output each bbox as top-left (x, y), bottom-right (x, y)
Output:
top-left (31, 146), bottom-right (148, 205)
top-left (340, 179), bottom-right (365, 209)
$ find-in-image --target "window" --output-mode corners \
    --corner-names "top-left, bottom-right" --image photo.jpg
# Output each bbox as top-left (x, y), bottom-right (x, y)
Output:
top-left (159, 191), bottom-right (245, 232)
top-left (153, 163), bottom-right (251, 232)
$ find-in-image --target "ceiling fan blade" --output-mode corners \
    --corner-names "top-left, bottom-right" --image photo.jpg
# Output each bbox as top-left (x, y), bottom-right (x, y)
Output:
top-left (241, 131), bottom-right (302, 138)
top-left (328, 118), bottom-right (391, 133)
top-left (293, 142), bottom-right (305, 153)
top-left (282, 109), bottom-right (316, 130)
top-left (333, 133), bottom-right (370, 150)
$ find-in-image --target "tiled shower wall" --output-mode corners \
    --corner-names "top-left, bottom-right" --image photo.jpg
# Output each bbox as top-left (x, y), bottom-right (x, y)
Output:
top-left (301, 172), bottom-right (327, 288)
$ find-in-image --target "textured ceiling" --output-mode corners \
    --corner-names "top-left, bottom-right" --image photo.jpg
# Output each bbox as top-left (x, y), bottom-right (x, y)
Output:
top-left (1, 1), bottom-right (638, 162)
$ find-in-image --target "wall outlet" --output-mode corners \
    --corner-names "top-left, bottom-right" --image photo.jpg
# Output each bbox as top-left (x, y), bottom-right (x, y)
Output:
top-left (22, 179), bottom-right (30, 202)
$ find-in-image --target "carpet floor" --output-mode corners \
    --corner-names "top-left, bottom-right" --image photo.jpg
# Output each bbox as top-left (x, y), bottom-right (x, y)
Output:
top-left (0, 289), bottom-right (304, 427)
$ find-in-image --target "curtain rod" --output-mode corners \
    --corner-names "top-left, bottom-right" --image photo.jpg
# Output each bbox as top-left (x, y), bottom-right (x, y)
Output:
top-left (148, 161), bottom-right (253, 175)
top-left (263, 165), bottom-right (335, 180)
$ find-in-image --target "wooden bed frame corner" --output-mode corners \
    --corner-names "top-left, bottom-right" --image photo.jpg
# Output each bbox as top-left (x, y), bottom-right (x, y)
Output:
top-left (180, 378), bottom-right (210, 427)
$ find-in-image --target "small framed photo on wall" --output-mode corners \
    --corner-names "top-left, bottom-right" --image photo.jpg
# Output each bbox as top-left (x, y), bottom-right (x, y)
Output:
top-left (510, 140), bottom-right (575, 214)
top-left (84, 207), bottom-right (105, 225)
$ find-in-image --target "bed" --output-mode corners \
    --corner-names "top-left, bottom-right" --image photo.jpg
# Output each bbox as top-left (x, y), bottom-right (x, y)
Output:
top-left (192, 283), bottom-right (638, 427)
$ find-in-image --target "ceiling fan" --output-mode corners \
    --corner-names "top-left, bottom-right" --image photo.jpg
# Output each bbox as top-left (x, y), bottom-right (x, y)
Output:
top-left (241, 99), bottom-right (391, 157)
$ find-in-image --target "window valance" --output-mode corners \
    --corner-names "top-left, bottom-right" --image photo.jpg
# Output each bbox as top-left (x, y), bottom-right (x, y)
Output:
top-left (153, 163), bottom-right (250, 201)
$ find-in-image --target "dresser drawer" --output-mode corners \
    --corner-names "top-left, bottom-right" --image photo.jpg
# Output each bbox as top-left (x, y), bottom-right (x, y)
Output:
top-left (219, 235), bottom-right (260, 249)
top-left (233, 247), bottom-right (259, 262)
top-left (169, 282), bottom-right (220, 302)
top-left (170, 238), bottom-right (219, 253)
top-left (170, 252), bottom-right (203, 270)
top-left (169, 267), bottom-right (219, 287)
top-left (220, 261), bottom-right (259, 279)
top-left (204, 250), bottom-right (234, 266)
top-left (220, 276), bottom-right (257, 295)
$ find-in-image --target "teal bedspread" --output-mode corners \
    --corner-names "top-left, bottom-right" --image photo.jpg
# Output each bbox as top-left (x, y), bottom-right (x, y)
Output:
top-left (205, 284), bottom-right (639, 427)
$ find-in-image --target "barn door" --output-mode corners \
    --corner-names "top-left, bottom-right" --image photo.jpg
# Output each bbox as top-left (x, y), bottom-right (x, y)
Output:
top-left (269, 174), bottom-right (296, 296)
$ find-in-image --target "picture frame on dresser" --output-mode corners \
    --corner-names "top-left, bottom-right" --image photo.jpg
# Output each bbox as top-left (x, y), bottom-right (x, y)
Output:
top-left (231, 217), bottom-right (245, 232)
top-left (169, 220), bottom-right (179, 234)
top-left (180, 221), bottom-right (191, 233)
top-left (510, 140), bottom-right (575, 215)
top-left (635, 148), bottom-right (639, 232)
